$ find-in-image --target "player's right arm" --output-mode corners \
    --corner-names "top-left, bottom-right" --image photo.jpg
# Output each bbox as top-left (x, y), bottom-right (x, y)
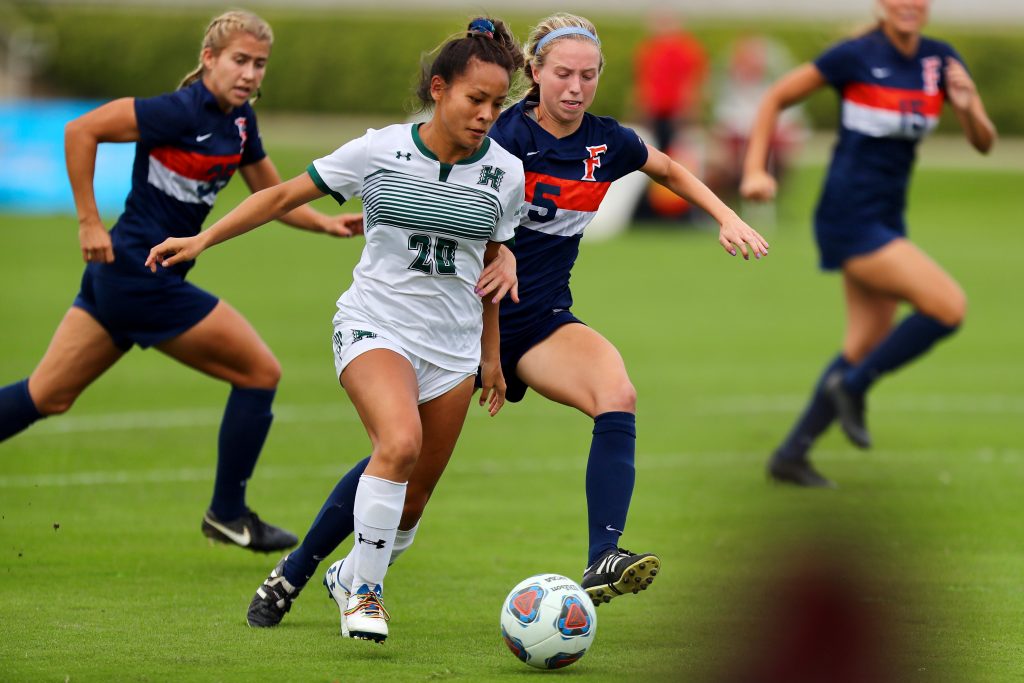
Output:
top-left (65, 97), bottom-right (139, 264)
top-left (477, 240), bottom-right (508, 417)
top-left (146, 172), bottom-right (324, 271)
top-left (740, 63), bottom-right (826, 201)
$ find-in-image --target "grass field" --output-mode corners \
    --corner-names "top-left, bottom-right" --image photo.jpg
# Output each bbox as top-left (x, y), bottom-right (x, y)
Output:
top-left (1, 140), bottom-right (1023, 681)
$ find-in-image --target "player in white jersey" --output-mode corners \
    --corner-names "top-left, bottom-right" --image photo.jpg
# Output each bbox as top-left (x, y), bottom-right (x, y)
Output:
top-left (147, 17), bottom-right (526, 643)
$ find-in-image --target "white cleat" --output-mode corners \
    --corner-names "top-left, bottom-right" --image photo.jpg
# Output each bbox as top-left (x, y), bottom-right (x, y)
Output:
top-left (345, 584), bottom-right (389, 643)
top-left (323, 559), bottom-right (351, 637)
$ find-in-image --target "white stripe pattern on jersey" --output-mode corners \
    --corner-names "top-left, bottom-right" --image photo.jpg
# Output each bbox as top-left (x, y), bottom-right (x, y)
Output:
top-left (146, 154), bottom-right (216, 206)
top-left (842, 100), bottom-right (939, 140)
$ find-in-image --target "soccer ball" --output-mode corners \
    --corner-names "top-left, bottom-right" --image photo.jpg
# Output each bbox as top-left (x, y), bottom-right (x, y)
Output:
top-left (499, 573), bottom-right (597, 669)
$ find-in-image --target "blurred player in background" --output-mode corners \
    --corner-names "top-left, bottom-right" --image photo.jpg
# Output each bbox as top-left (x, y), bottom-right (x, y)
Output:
top-left (149, 17), bottom-right (525, 643)
top-left (0, 10), bottom-right (361, 551)
top-left (633, 8), bottom-right (708, 154)
top-left (708, 34), bottom-right (808, 203)
top-left (742, 0), bottom-right (996, 487)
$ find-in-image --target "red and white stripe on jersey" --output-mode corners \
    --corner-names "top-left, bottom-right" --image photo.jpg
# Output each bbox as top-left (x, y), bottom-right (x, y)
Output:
top-left (841, 82), bottom-right (944, 140)
top-left (524, 171), bottom-right (611, 237)
top-left (146, 147), bottom-right (241, 206)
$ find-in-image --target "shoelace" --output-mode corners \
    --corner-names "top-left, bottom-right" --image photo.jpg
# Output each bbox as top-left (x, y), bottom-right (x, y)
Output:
top-left (345, 592), bottom-right (390, 622)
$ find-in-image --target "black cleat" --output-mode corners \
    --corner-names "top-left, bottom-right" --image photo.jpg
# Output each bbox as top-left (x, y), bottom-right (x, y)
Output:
top-left (247, 556), bottom-right (302, 628)
top-left (581, 548), bottom-right (660, 606)
top-left (823, 371), bottom-right (872, 449)
top-left (202, 508), bottom-right (298, 553)
top-left (768, 453), bottom-right (836, 488)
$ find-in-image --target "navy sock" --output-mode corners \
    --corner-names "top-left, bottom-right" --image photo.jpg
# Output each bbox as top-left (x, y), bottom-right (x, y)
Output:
top-left (844, 313), bottom-right (959, 394)
top-left (775, 354), bottom-right (851, 463)
top-left (210, 386), bottom-right (275, 521)
top-left (0, 379), bottom-right (43, 442)
top-left (586, 411), bottom-right (636, 567)
top-left (284, 456), bottom-right (370, 588)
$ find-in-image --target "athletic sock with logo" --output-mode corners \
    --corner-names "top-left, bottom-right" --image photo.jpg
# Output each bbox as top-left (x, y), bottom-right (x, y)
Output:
top-left (586, 411), bottom-right (636, 566)
top-left (774, 354), bottom-right (851, 463)
top-left (210, 386), bottom-right (275, 522)
top-left (283, 456), bottom-right (370, 588)
top-left (336, 521), bottom-right (419, 592)
top-left (351, 475), bottom-right (407, 591)
top-left (0, 379), bottom-right (43, 442)
top-left (843, 313), bottom-right (959, 394)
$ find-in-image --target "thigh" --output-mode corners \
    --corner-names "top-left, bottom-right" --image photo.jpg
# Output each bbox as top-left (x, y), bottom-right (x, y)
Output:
top-left (29, 307), bottom-right (125, 414)
top-left (401, 377), bottom-right (475, 527)
top-left (843, 239), bottom-right (966, 325)
top-left (516, 323), bottom-right (634, 418)
top-left (841, 273), bottom-right (900, 363)
top-left (156, 301), bottom-right (280, 389)
top-left (340, 348), bottom-right (422, 479)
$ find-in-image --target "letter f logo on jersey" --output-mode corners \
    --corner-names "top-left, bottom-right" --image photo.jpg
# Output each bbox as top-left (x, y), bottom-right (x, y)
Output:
top-left (582, 144), bottom-right (607, 181)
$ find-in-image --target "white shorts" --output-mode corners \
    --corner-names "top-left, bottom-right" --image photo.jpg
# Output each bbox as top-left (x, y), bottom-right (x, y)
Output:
top-left (332, 320), bottom-right (474, 405)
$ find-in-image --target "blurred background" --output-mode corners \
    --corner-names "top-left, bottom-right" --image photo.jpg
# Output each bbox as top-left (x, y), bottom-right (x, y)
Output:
top-left (2, 0), bottom-right (1022, 216)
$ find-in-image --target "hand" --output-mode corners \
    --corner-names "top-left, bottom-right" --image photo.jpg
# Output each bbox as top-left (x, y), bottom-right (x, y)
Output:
top-left (476, 244), bottom-right (518, 304)
top-left (944, 57), bottom-right (977, 112)
top-left (322, 212), bottom-right (365, 238)
top-left (718, 214), bottom-right (770, 260)
top-left (145, 236), bottom-right (204, 273)
top-left (78, 217), bottom-right (115, 263)
top-left (477, 359), bottom-right (506, 417)
top-left (739, 169), bottom-right (778, 202)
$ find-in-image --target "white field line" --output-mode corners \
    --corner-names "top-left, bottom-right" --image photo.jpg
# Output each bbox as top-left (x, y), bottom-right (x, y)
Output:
top-left (1, 448), bottom-right (1020, 490)
top-left (15, 393), bottom-right (1024, 438)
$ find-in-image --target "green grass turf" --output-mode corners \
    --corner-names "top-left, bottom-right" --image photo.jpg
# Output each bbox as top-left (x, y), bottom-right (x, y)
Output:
top-left (1, 148), bottom-right (1023, 681)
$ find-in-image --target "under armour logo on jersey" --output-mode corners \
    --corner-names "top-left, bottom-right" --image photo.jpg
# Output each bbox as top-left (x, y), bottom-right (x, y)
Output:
top-left (477, 165), bottom-right (505, 191)
top-left (582, 144), bottom-right (607, 181)
top-left (358, 533), bottom-right (386, 549)
top-left (395, 151), bottom-right (411, 161)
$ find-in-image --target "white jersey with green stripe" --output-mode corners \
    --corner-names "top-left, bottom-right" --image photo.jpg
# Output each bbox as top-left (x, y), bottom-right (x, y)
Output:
top-left (309, 123), bottom-right (525, 372)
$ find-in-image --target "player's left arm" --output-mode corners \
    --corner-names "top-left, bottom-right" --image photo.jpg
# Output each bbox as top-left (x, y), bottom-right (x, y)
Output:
top-left (944, 57), bottom-right (996, 154)
top-left (640, 145), bottom-right (770, 260)
top-left (239, 157), bottom-right (364, 237)
top-left (477, 241), bottom-right (507, 417)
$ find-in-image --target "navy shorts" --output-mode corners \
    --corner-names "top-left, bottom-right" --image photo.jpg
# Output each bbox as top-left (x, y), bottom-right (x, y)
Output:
top-left (72, 263), bottom-right (219, 351)
top-left (478, 309), bottom-right (584, 403)
top-left (815, 219), bottom-right (905, 271)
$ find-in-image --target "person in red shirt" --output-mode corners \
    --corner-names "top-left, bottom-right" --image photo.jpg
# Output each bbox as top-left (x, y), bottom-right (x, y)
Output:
top-left (633, 11), bottom-right (708, 152)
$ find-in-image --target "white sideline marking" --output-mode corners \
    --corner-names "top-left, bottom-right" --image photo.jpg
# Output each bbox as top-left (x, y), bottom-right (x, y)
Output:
top-left (17, 393), bottom-right (1024, 437)
top-left (1, 448), bottom-right (1019, 490)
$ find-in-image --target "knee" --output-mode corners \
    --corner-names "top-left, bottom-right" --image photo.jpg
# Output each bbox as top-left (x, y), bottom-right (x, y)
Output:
top-left (247, 355), bottom-right (282, 389)
top-left (32, 390), bottom-right (75, 417)
top-left (373, 431), bottom-right (422, 474)
top-left (595, 380), bottom-right (637, 415)
top-left (923, 287), bottom-right (968, 328)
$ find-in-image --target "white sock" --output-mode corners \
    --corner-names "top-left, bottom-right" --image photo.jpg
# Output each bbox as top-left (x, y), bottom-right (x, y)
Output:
top-left (338, 521), bottom-right (419, 592)
top-left (390, 521), bottom-right (420, 566)
top-left (351, 475), bottom-right (406, 592)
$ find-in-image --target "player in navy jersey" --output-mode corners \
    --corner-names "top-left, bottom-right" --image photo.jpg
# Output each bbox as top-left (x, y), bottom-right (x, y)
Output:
top-left (742, 0), bottom-right (996, 488)
top-left (485, 12), bottom-right (767, 606)
top-left (0, 11), bottom-right (362, 551)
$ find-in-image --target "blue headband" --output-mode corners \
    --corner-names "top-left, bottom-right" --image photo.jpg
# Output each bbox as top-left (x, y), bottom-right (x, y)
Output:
top-left (536, 26), bottom-right (600, 52)
top-left (468, 18), bottom-right (495, 39)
